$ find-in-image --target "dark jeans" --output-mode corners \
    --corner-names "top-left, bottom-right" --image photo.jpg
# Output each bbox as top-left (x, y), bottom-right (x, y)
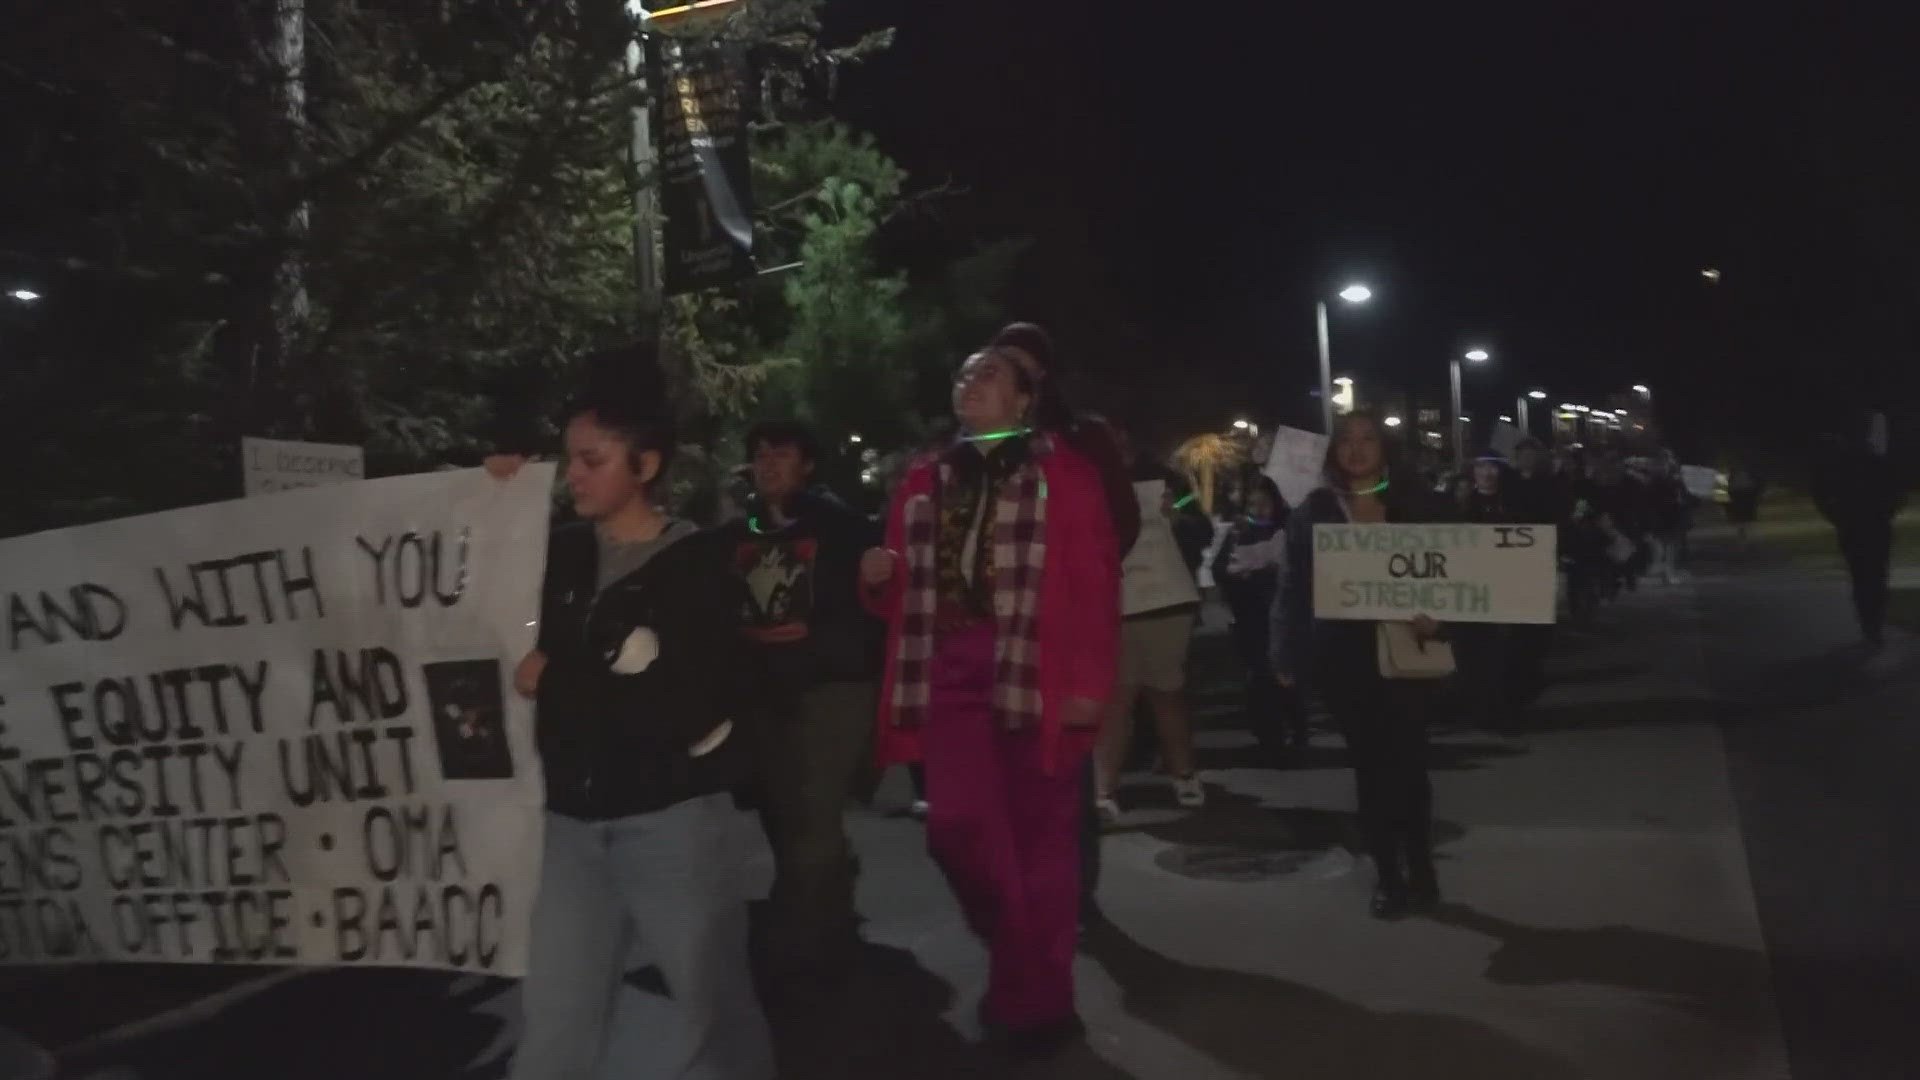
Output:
top-left (756, 681), bottom-right (876, 964)
top-left (1506, 623), bottom-right (1553, 717)
top-left (1326, 676), bottom-right (1435, 888)
top-left (1838, 517), bottom-right (1894, 641)
top-left (1455, 623), bottom-right (1512, 733)
top-left (1228, 607), bottom-right (1307, 749)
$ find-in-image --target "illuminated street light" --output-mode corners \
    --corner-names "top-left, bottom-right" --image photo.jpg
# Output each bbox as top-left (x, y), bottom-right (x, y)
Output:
top-left (1498, 415), bottom-right (1514, 423)
top-left (1528, 390), bottom-right (1548, 400)
top-left (7, 289), bottom-right (39, 302)
top-left (1383, 416), bottom-right (1403, 428)
top-left (1316, 284), bottom-right (1374, 433)
top-left (1449, 348), bottom-right (1492, 467)
top-left (1632, 384), bottom-right (1650, 395)
top-left (1701, 268), bottom-right (1721, 284)
top-left (1232, 419), bottom-right (1251, 430)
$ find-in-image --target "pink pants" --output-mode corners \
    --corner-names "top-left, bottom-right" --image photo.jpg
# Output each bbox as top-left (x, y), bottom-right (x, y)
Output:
top-left (922, 622), bottom-right (1083, 1030)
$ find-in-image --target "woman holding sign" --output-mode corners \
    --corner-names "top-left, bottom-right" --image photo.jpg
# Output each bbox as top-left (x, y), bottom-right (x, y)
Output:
top-left (860, 345), bottom-right (1119, 1052)
top-left (1271, 410), bottom-right (1452, 920)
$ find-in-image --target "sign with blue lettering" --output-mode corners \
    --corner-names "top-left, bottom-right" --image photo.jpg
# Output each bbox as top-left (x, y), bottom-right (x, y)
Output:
top-left (1311, 523), bottom-right (1558, 624)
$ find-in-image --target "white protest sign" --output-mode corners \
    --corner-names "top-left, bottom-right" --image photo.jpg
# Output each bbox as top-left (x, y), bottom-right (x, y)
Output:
top-left (1681, 465), bottom-right (1719, 499)
top-left (1263, 426), bottom-right (1329, 510)
top-left (0, 466), bottom-right (553, 974)
top-left (243, 437), bottom-right (365, 497)
top-left (1490, 421), bottom-right (1522, 458)
top-left (1312, 522), bottom-right (1558, 624)
top-left (1121, 480), bottom-right (1200, 616)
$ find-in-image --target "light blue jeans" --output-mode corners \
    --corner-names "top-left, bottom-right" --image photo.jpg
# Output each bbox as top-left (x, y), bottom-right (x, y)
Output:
top-left (510, 795), bottom-right (773, 1080)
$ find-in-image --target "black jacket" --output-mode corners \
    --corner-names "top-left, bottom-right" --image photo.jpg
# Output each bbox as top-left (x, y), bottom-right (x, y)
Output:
top-left (534, 522), bottom-right (751, 820)
top-left (1212, 516), bottom-right (1284, 625)
top-left (713, 491), bottom-right (884, 692)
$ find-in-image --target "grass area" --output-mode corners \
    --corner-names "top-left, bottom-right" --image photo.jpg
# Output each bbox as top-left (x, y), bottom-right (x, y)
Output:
top-left (1891, 587), bottom-right (1920, 634)
top-left (1696, 494), bottom-right (1920, 572)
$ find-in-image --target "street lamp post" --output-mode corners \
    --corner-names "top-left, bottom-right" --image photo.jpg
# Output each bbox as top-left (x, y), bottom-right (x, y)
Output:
top-left (1315, 284), bottom-right (1371, 434)
top-left (1451, 348), bottom-right (1489, 468)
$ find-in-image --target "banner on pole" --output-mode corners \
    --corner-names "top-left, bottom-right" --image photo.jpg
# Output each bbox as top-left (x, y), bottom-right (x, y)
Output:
top-left (242, 437), bottom-right (364, 497)
top-left (0, 467), bottom-right (554, 974)
top-left (655, 38), bottom-right (756, 295)
top-left (1263, 426), bottom-right (1329, 510)
top-left (1312, 522), bottom-right (1558, 624)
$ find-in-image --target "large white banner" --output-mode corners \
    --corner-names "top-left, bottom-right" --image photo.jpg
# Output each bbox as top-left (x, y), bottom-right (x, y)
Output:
top-left (1263, 426), bottom-right (1329, 511)
top-left (1121, 481), bottom-right (1201, 616)
top-left (1312, 522), bottom-right (1558, 624)
top-left (0, 467), bottom-right (553, 975)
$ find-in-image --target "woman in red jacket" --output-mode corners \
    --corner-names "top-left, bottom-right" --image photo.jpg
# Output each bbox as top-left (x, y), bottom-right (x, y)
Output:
top-left (860, 346), bottom-right (1119, 1051)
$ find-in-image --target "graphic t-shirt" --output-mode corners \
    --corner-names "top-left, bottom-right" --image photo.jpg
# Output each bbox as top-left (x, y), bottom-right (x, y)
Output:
top-left (733, 527), bottom-right (819, 646)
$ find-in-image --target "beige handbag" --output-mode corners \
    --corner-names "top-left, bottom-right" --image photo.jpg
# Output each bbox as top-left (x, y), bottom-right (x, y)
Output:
top-left (1376, 622), bottom-right (1456, 679)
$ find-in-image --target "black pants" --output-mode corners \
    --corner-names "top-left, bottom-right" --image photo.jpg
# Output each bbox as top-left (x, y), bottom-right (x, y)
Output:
top-left (1326, 677), bottom-right (1434, 887)
top-left (1506, 623), bottom-right (1553, 717)
top-left (1838, 517), bottom-right (1894, 641)
top-left (1228, 605), bottom-right (1306, 749)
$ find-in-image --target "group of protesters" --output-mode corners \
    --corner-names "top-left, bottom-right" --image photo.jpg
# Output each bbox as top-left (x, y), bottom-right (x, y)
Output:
top-left (487, 320), bottom-right (1901, 1078)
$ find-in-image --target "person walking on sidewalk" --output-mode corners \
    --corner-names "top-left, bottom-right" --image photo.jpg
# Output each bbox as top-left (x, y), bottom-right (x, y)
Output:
top-left (1273, 410), bottom-right (1453, 920)
top-left (1726, 464), bottom-right (1764, 553)
top-left (718, 420), bottom-right (883, 983)
top-left (507, 374), bottom-right (773, 1080)
top-left (986, 323), bottom-right (1140, 928)
top-left (860, 346), bottom-right (1119, 1051)
top-left (1212, 473), bottom-right (1305, 760)
top-left (1093, 433), bottom-right (1209, 818)
top-left (1812, 410), bottom-right (1905, 650)
top-left (1456, 456), bottom-right (1522, 735)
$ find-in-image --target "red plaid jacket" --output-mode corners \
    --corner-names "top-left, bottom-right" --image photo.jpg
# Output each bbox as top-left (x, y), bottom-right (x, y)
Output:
top-left (861, 442), bottom-right (1120, 777)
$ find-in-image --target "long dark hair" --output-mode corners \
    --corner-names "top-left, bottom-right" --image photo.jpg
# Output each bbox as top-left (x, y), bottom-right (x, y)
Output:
top-left (1321, 410), bottom-right (1415, 512)
top-left (989, 322), bottom-right (1076, 434)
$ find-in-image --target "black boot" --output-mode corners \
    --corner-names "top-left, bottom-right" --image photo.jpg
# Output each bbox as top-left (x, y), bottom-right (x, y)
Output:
top-left (1406, 842), bottom-right (1439, 912)
top-left (1370, 847), bottom-right (1409, 920)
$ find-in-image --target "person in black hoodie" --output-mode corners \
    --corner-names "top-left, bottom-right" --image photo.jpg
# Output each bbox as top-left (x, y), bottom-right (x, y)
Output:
top-left (1813, 410), bottom-right (1905, 650)
top-left (507, 382), bottom-right (773, 1080)
top-left (717, 420), bottom-right (882, 981)
top-left (1212, 473), bottom-right (1304, 759)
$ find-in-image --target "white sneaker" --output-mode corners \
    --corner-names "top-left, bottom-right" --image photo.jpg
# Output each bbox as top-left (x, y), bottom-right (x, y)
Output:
top-left (1094, 797), bottom-right (1121, 825)
top-left (1173, 775), bottom-right (1205, 809)
top-left (908, 799), bottom-right (930, 820)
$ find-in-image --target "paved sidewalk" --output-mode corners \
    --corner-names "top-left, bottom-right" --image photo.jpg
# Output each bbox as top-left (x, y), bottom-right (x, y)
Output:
top-left (763, 580), bottom-right (1791, 1079)
top-left (24, 579), bottom-right (1799, 1080)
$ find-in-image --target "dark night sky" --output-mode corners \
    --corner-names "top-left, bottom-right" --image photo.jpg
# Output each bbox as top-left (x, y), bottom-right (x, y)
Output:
top-left (824, 1), bottom-right (1920, 456)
